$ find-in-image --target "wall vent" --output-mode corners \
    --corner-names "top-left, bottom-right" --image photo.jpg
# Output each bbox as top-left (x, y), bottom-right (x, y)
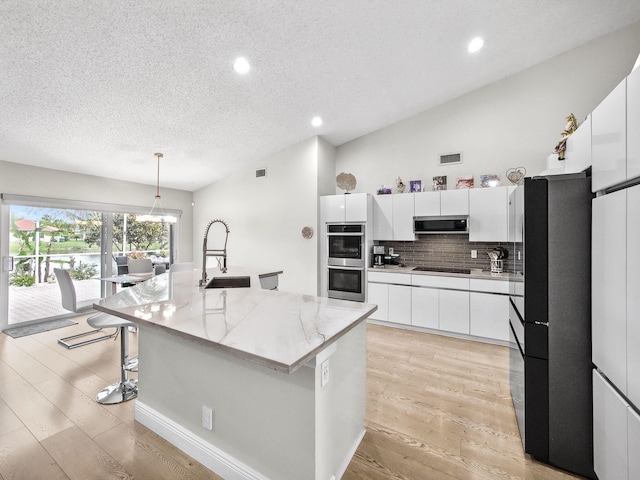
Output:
top-left (255, 168), bottom-right (267, 178)
top-left (439, 153), bottom-right (462, 166)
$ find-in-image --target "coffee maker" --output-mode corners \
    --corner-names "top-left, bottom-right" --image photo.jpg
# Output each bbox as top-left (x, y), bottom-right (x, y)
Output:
top-left (372, 245), bottom-right (385, 268)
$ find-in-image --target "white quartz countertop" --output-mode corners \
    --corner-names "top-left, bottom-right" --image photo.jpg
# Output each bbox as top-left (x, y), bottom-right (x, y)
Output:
top-left (367, 265), bottom-right (515, 281)
top-left (94, 268), bottom-right (377, 374)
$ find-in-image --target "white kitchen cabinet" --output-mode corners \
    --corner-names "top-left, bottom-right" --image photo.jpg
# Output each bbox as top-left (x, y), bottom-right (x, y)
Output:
top-left (440, 189), bottom-right (469, 215)
top-left (414, 190), bottom-right (468, 216)
top-left (592, 190), bottom-right (627, 393)
top-left (345, 193), bottom-right (369, 222)
top-left (507, 184), bottom-right (524, 244)
top-left (469, 186), bottom-right (511, 242)
top-left (439, 289), bottom-right (469, 335)
top-left (372, 195), bottom-right (393, 240)
top-left (592, 78), bottom-right (627, 192)
top-left (388, 285), bottom-right (411, 325)
top-left (411, 287), bottom-right (438, 329)
top-left (392, 193), bottom-right (415, 241)
top-left (627, 185), bottom-right (640, 406)
top-left (593, 370), bottom-right (629, 480)
top-left (628, 66), bottom-right (640, 183)
top-left (564, 114), bottom-right (592, 174)
top-left (414, 191), bottom-right (440, 216)
top-left (322, 193), bottom-right (369, 223)
top-left (629, 407), bottom-right (640, 480)
top-left (469, 292), bottom-right (509, 341)
top-left (367, 282), bottom-right (388, 321)
top-left (323, 195), bottom-right (346, 223)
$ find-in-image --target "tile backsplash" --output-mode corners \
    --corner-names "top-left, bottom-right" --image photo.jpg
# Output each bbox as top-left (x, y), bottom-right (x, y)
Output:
top-left (379, 235), bottom-right (514, 272)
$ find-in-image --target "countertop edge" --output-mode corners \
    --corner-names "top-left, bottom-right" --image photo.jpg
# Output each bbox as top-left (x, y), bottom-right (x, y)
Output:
top-left (94, 300), bottom-right (376, 375)
top-left (367, 266), bottom-right (514, 281)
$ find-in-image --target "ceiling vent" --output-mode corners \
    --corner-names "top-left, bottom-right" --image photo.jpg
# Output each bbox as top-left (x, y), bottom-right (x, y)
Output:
top-left (255, 168), bottom-right (267, 178)
top-left (439, 153), bottom-right (462, 166)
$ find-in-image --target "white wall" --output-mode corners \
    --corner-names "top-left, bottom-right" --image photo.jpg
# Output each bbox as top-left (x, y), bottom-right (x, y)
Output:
top-left (193, 137), bottom-right (331, 295)
top-left (335, 22), bottom-right (640, 194)
top-left (0, 160), bottom-right (194, 262)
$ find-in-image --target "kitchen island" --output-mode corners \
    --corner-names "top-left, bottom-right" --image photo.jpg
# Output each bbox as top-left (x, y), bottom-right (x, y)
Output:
top-left (95, 267), bottom-right (376, 480)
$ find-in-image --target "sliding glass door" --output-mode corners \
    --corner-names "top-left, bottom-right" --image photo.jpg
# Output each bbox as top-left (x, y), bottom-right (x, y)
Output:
top-left (7, 205), bottom-right (103, 325)
top-left (4, 202), bottom-right (175, 327)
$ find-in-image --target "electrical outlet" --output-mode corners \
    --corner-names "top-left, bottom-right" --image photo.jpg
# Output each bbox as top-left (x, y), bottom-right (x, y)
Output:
top-left (471, 250), bottom-right (477, 259)
top-left (202, 406), bottom-right (213, 430)
top-left (388, 247), bottom-right (394, 255)
top-left (321, 360), bottom-right (330, 387)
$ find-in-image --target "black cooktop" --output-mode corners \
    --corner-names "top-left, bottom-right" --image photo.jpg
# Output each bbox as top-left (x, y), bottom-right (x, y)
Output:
top-left (413, 266), bottom-right (471, 275)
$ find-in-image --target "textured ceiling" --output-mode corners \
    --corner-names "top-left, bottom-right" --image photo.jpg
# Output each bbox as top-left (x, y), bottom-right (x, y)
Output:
top-left (2, 1), bottom-right (640, 191)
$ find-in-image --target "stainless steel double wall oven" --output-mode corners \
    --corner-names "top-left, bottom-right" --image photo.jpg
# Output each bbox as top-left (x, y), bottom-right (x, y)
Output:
top-left (326, 223), bottom-right (365, 301)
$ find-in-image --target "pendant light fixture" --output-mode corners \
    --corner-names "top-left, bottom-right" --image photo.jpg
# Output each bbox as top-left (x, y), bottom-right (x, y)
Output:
top-left (136, 152), bottom-right (178, 224)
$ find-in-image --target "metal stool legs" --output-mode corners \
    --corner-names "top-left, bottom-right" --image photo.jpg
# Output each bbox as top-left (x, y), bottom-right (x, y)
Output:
top-left (96, 325), bottom-right (138, 404)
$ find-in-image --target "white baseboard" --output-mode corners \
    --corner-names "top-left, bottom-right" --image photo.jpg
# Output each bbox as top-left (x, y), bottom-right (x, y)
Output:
top-left (135, 401), bottom-right (365, 480)
top-left (135, 401), bottom-right (269, 480)
top-left (335, 428), bottom-right (366, 479)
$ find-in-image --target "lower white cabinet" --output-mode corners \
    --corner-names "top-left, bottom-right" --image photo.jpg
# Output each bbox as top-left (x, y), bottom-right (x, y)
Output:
top-left (439, 289), bottom-right (469, 334)
top-left (389, 285), bottom-right (411, 325)
top-left (411, 287), bottom-right (438, 329)
top-left (368, 272), bottom-right (508, 343)
top-left (469, 292), bottom-right (509, 341)
top-left (593, 370), bottom-right (629, 480)
top-left (367, 280), bottom-right (411, 325)
top-left (367, 282), bottom-right (389, 321)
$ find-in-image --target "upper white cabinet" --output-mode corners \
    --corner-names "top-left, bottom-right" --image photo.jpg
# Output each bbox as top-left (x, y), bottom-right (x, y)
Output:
top-left (372, 195), bottom-right (393, 240)
top-left (592, 79), bottom-right (627, 192)
top-left (392, 194), bottom-right (415, 241)
top-left (628, 65), bottom-right (640, 182)
top-left (441, 189), bottom-right (469, 215)
top-left (322, 193), bottom-right (370, 223)
top-left (323, 195), bottom-right (346, 223)
top-left (414, 190), bottom-right (469, 216)
top-left (564, 114), bottom-right (592, 174)
top-left (372, 194), bottom-right (414, 241)
top-left (592, 189), bottom-right (627, 393)
top-left (469, 186), bottom-right (511, 242)
top-left (414, 191), bottom-right (440, 216)
top-left (508, 185), bottom-right (524, 243)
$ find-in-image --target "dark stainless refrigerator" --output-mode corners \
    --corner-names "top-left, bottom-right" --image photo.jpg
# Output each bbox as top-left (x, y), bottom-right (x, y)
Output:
top-left (508, 173), bottom-right (595, 479)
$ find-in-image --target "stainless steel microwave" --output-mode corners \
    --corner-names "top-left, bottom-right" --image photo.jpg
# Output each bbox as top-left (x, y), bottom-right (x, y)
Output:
top-left (413, 216), bottom-right (469, 234)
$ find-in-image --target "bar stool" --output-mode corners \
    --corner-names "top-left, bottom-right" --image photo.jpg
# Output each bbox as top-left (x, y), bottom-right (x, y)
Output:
top-left (87, 313), bottom-right (138, 404)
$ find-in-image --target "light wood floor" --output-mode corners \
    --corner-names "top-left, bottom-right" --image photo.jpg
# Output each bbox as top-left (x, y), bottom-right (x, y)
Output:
top-left (0, 319), bottom-right (583, 479)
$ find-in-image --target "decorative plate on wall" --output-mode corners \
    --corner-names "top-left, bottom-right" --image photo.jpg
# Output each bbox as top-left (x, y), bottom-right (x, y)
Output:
top-left (302, 226), bottom-right (313, 239)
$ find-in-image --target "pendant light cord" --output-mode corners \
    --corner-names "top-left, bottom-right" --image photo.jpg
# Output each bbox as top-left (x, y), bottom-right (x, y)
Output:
top-left (155, 152), bottom-right (163, 199)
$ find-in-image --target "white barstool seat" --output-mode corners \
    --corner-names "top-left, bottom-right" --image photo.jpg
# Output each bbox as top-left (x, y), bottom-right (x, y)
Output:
top-left (87, 313), bottom-right (138, 404)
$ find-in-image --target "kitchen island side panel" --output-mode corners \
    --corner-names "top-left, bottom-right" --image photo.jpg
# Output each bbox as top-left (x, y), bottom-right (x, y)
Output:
top-left (136, 321), bottom-right (366, 480)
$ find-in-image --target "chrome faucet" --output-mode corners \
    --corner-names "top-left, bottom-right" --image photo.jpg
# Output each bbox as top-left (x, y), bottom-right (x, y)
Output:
top-left (199, 219), bottom-right (230, 286)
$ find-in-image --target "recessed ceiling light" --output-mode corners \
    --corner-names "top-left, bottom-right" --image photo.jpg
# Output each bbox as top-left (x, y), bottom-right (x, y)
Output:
top-left (468, 37), bottom-right (484, 53)
top-left (233, 57), bottom-right (250, 74)
top-left (311, 116), bottom-right (323, 127)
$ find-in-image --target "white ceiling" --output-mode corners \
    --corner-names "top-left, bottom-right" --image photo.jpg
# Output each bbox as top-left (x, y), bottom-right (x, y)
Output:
top-left (2, 1), bottom-right (640, 192)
